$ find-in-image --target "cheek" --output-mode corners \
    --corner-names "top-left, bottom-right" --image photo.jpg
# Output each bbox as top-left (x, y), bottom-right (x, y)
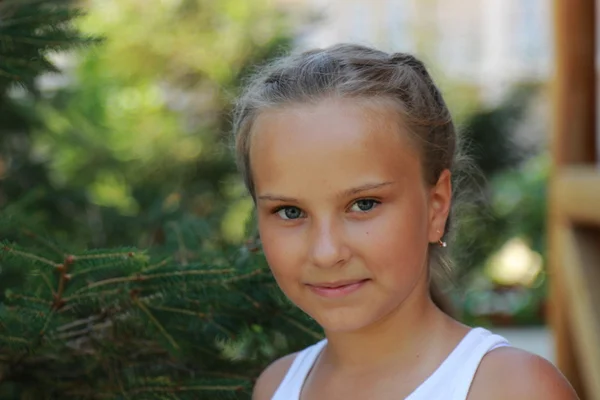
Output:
top-left (258, 218), bottom-right (304, 280)
top-left (355, 203), bottom-right (429, 276)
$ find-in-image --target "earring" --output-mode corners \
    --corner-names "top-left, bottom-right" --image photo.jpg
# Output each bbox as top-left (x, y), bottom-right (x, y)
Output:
top-left (436, 230), bottom-right (447, 248)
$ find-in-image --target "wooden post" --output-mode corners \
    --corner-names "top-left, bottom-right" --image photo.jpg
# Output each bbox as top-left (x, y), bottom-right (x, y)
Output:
top-left (550, 0), bottom-right (598, 398)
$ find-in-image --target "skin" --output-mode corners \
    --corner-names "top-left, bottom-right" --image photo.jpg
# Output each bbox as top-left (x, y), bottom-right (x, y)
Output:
top-left (249, 97), bottom-right (578, 400)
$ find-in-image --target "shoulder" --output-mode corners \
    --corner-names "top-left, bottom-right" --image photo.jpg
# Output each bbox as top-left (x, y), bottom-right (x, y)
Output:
top-left (468, 346), bottom-right (579, 400)
top-left (252, 352), bottom-right (299, 400)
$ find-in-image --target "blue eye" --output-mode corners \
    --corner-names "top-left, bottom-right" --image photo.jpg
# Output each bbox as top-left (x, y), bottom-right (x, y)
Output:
top-left (350, 199), bottom-right (379, 212)
top-left (276, 206), bottom-right (304, 220)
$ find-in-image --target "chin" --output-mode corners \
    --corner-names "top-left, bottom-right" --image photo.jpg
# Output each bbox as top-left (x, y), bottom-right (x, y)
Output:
top-left (304, 306), bottom-right (382, 334)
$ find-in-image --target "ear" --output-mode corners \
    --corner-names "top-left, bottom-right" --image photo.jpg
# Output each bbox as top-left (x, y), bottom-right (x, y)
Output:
top-left (427, 169), bottom-right (452, 243)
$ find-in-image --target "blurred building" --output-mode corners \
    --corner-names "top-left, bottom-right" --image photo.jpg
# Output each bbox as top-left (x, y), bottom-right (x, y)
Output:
top-left (279, 0), bottom-right (552, 104)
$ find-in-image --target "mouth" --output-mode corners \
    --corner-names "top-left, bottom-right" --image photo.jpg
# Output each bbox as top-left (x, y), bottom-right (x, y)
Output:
top-left (306, 279), bottom-right (370, 298)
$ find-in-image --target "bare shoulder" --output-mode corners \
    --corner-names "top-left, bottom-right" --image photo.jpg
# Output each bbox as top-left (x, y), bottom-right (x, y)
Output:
top-left (468, 346), bottom-right (579, 400)
top-left (252, 352), bottom-right (299, 400)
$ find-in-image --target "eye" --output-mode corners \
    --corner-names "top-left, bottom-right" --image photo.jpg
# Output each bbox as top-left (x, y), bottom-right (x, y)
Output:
top-left (350, 199), bottom-right (380, 212)
top-left (275, 206), bottom-right (305, 220)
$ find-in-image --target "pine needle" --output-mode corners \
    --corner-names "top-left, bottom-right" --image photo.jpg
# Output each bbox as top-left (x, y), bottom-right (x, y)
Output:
top-left (73, 268), bottom-right (235, 294)
top-left (148, 305), bottom-right (207, 319)
top-left (1, 246), bottom-right (60, 268)
top-left (133, 297), bottom-right (179, 350)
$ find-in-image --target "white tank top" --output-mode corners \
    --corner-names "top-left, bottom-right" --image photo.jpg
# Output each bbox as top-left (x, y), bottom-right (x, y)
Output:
top-left (271, 327), bottom-right (510, 400)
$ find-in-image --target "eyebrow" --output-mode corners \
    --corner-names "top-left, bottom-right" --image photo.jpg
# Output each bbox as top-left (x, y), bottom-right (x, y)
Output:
top-left (343, 181), bottom-right (395, 197)
top-left (257, 181), bottom-right (395, 203)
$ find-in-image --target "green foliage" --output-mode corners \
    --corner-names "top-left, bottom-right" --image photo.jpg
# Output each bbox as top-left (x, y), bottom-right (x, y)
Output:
top-left (0, 0), bottom-right (99, 91)
top-left (0, 218), bottom-right (321, 399)
top-left (0, 0), bottom-right (102, 251)
top-left (1, 0), bottom-right (293, 249)
top-left (34, 0), bottom-right (291, 231)
top-left (450, 85), bottom-right (547, 283)
top-left (459, 85), bottom-right (538, 179)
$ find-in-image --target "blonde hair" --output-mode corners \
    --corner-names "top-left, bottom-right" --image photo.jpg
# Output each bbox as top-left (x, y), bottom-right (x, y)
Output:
top-left (232, 43), bottom-right (466, 315)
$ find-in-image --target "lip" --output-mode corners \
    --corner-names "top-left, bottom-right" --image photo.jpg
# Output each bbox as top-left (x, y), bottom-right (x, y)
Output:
top-left (306, 279), bottom-right (370, 298)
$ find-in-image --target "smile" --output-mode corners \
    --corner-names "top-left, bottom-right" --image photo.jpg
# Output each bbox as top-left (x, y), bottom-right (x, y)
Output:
top-left (306, 279), bottom-right (370, 298)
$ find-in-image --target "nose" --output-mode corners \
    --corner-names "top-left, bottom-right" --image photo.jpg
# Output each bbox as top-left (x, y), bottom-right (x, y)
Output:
top-left (309, 219), bottom-right (350, 269)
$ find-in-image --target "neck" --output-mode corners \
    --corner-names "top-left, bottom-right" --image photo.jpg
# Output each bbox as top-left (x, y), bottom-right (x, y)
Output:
top-left (321, 280), bottom-right (463, 373)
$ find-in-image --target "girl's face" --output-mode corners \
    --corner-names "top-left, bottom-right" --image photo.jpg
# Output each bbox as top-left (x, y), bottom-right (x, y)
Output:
top-left (250, 98), bottom-right (451, 333)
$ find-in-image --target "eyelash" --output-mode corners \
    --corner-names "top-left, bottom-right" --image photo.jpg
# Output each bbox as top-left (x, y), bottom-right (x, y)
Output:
top-left (271, 198), bottom-right (381, 220)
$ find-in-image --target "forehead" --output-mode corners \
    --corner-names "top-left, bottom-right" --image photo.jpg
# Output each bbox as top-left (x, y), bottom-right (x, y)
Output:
top-left (249, 97), bottom-right (422, 195)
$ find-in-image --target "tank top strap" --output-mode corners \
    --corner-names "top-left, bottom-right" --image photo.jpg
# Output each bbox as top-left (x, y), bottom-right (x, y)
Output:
top-left (450, 329), bottom-right (510, 400)
top-left (271, 339), bottom-right (327, 400)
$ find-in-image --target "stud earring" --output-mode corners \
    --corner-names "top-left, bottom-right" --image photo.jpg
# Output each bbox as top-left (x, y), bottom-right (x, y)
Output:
top-left (436, 230), bottom-right (447, 248)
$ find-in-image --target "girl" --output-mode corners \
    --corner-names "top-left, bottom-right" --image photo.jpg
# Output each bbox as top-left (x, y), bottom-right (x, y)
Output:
top-left (233, 44), bottom-right (577, 400)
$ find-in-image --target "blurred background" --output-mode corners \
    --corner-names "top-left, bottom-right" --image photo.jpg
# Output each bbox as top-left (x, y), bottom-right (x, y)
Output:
top-left (0, 0), bottom-right (598, 398)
